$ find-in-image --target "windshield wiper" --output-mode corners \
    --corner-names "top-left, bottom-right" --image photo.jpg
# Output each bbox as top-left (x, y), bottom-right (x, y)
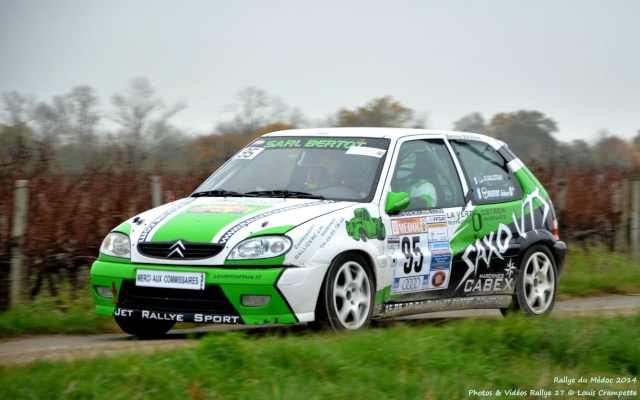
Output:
top-left (191, 189), bottom-right (246, 198)
top-left (244, 190), bottom-right (326, 199)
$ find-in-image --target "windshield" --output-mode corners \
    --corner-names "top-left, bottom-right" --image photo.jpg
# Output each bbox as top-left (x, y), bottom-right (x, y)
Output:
top-left (194, 136), bottom-right (390, 201)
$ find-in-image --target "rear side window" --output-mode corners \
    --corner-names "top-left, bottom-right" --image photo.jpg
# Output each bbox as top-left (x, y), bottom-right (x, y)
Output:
top-left (450, 140), bottom-right (523, 204)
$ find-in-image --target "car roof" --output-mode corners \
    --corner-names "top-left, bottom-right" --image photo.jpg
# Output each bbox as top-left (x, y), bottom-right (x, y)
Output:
top-left (260, 127), bottom-right (506, 147)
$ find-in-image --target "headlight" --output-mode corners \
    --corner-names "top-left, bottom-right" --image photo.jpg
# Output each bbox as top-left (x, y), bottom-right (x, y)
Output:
top-left (228, 236), bottom-right (292, 260)
top-left (100, 232), bottom-right (131, 258)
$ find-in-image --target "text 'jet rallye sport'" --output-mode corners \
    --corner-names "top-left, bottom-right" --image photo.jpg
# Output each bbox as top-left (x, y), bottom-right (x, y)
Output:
top-left (91, 128), bottom-right (567, 337)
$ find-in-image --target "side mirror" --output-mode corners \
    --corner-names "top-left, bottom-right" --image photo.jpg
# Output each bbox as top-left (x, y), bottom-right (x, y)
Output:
top-left (385, 191), bottom-right (410, 213)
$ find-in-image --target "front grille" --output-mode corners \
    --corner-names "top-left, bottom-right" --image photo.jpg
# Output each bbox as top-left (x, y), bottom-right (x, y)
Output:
top-left (118, 280), bottom-right (237, 315)
top-left (137, 240), bottom-right (224, 259)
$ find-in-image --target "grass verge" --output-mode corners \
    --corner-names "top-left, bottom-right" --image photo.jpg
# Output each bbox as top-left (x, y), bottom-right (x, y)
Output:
top-left (0, 286), bottom-right (117, 338)
top-left (558, 244), bottom-right (640, 298)
top-left (0, 313), bottom-right (638, 399)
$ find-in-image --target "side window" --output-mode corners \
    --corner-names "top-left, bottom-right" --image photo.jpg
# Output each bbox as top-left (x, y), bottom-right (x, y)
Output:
top-left (450, 140), bottom-right (523, 204)
top-left (390, 139), bottom-right (464, 210)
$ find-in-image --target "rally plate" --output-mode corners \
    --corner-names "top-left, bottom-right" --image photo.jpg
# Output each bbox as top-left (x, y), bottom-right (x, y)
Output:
top-left (136, 269), bottom-right (205, 290)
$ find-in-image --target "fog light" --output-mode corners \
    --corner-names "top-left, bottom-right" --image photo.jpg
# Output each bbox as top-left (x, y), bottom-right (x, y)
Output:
top-left (241, 295), bottom-right (270, 307)
top-left (96, 286), bottom-right (114, 299)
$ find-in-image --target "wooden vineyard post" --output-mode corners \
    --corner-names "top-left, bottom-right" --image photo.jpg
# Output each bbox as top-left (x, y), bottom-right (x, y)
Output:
top-left (632, 176), bottom-right (639, 261)
top-left (151, 176), bottom-right (162, 208)
top-left (9, 180), bottom-right (29, 309)
top-left (614, 179), bottom-right (630, 253)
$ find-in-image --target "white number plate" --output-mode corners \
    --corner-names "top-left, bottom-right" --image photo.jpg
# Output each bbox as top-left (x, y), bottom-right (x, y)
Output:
top-left (136, 269), bottom-right (205, 290)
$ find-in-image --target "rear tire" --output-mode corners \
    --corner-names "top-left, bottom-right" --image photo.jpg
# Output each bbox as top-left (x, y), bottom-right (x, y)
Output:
top-left (314, 253), bottom-right (375, 331)
top-left (114, 315), bottom-right (175, 338)
top-left (503, 245), bottom-right (558, 316)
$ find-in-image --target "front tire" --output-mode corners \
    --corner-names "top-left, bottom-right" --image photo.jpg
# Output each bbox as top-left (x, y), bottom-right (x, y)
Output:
top-left (504, 245), bottom-right (558, 316)
top-left (314, 253), bottom-right (375, 330)
top-left (114, 315), bottom-right (176, 338)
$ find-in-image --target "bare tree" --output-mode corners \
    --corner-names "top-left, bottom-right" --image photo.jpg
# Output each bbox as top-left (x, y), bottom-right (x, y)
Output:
top-left (217, 87), bottom-right (305, 135)
top-left (453, 112), bottom-right (486, 133)
top-left (1, 91), bottom-right (34, 127)
top-left (485, 110), bottom-right (558, 162)
top-left (217, 87), bottom-right (270, 136)
top-left (32, 102), bottom-right (59, 145)
top-left (334, 96), bottom-right (426, 128)
top-left (64, 86), bottom-right (100, 143)
top-left (30, 86), bottom-right (100, 144)
top-left (633, 129), bottom-right (640, 152)
top-left (111, 77), bottom-right (185, 170)
top-left (559, 139), bottom-right (592, 168)
top-left (592, 131), bottom-right (640, 169)
top-left (1, 92), bottom-right (36, 171)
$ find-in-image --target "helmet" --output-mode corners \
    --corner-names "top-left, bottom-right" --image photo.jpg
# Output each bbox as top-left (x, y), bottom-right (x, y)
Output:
top-left (297, 151), bottom-right (339, 190)
top-left (396, 151), bottom-right (417, 179)
top-left (394, 141), bottom-right (427, 180)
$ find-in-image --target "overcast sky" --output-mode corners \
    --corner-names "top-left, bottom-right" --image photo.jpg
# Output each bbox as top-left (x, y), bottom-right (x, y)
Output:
top-left (1, 0), bottom-right (639, 143)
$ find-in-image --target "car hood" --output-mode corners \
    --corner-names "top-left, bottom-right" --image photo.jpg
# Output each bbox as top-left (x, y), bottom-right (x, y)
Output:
top-left (128, 196), bottom-right (354, 245)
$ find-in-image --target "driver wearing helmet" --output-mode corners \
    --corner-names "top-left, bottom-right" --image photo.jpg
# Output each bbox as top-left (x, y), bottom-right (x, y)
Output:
top-left (298, 151), bottom-right (340, 190)
top-left (391, 142), bottom-right (437, 208)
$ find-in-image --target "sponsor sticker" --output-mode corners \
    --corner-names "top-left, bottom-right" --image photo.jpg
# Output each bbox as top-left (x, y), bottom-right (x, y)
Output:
top-left (234, 147), bottom-right (264, 159)
top-left (427, 222), bottom-right (448, 242)
top-left (346, 146), bottom-right (386, 158)
top-left (188, 205), bottom-right (253, 214)
top-left (431, 249), bottom-right (452, 268)
top-left (113, 308), bottom-right (241, 324)
top-left (429, 242), bottom-right (449, 251)
top-left (391, 217), bottom-right (428, 235)
top-left (263, 138), bottom-right (367, 148)
top-left (136, 269), bottom-right (205, 290)
top-left (430, 270), bottom-right (449, 288)
top-left (475, 186), bottom-right (516, 200)
top-left (392, 275), bottom-right (428, 293)
top-left (473, 174), bottom-right (504, 185)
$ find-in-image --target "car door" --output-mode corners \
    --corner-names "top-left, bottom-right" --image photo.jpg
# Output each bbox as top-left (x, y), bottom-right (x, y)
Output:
top-left (447, 138), bottom-right (525, 296)
top-left (380, 137), bottom-right (467, 300)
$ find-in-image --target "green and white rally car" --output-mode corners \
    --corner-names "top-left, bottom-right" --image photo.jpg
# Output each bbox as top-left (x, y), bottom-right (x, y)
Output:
top-left (91, 128), bottom-right (567, 336)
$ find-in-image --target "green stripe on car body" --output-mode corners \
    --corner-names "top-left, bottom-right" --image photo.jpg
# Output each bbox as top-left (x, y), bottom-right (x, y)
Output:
top-left (97, 254), bottom-right (132, 264)
top-left (246, 225), bottom-right (296, 238)
top-left (113, 222), bottom-right (131, 235)
top-left (220, 283), bottom-right (297, 324)
top-left (149, 204), bottom-right (271, 242)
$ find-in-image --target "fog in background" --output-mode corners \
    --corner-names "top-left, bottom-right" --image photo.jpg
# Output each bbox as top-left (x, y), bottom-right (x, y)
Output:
top-left (1, 0), bottom-right (639, 142)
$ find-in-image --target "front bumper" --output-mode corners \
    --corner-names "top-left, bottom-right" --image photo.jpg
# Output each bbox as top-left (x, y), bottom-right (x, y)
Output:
top-left (90, 260), bottom-right (323, 325)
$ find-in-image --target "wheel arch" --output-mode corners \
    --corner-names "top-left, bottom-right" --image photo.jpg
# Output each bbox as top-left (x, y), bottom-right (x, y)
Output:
top-left (311, 248), bottom-right (378, 330)
top-left (326, 249), bottom-right (378, 289)
top-left (513, 229), bottom-right (565, 275)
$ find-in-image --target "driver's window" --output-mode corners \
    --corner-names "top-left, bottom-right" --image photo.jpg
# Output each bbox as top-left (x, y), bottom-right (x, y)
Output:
top-left (391, 139), bottom-right (463, 210)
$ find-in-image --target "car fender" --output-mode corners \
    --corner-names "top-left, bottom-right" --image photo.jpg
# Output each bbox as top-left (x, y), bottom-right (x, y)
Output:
top-left (512, 230), bottom-right (566, 275)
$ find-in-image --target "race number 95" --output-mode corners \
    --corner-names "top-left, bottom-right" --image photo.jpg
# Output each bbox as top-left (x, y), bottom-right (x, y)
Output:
top-left (402, 236), bottom-right (424, 274)
top-left (234, 147), bottom-right (264, 160)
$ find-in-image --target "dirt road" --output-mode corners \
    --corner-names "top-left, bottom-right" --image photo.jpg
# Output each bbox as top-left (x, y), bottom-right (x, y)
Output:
top-left (1, 294), bottom-right (638, 366)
